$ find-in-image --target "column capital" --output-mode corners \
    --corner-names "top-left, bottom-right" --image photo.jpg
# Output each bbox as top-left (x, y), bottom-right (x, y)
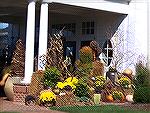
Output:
top-left (28, 0), bottom-right (38, 3)
top-left (41, 0), bottom-right (50, 3)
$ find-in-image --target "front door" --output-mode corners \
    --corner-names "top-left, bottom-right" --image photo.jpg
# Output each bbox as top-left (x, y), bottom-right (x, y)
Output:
top-left (63, 41), bottom-right (76, 65)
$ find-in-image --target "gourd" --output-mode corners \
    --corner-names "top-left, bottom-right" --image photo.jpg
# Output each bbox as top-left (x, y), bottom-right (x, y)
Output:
top-left (106, 94), bottom-right (114, 102)
top-left (0, 73), bottom-right (10, 86)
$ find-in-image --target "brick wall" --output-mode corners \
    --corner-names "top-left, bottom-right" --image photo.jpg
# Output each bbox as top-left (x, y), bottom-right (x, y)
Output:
top-left (13, 84), bottom-right (29, 102)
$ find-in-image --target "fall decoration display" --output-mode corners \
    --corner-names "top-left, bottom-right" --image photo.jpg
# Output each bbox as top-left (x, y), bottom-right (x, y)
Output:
top-left (46, 35), bottom-right (64, 71)
top-left (56, 77), bottom-right (78, 91)
top-left (39, 90), bottom-right (56, 107)
top-left (106, 94), bottom-right (114, 102)
top-left (28, 70), bottom-right (44, 97)
top-left (118, 77), bottom-right (130, 88)
top-left (126, 94), bottom-right (133, 102)
top-left (106, 66), bottom-right (118, 85)
top-left (92, 60), bottom-right (104, 77)
top-left (43, 67), bottom-right (61, 88)
top-left (122, 68), bottom-right (133, 80)
top-left (11, 39), bottom-right (25, 77)
top-left (112, 91), bottom-right (124, 101)
top-left (90, 40), bottom-right (102, 60)
top-left (79, 46), bottom-right (93, 64)
top-left (0, 67), bottom-right (10, 86)
top-left (94, 76), bottom-right (106, 93)
top-left (56, 92), bottom-right (76, 106)
top-left (93, 94), bottom-right (101, 105)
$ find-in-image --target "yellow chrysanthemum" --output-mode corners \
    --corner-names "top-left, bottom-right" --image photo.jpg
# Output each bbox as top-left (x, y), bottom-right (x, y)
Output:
top-left (65, 77), bottom-right (78, 85)
top-left (56, 82), bottom-right (64, 89)
top-left (39, 91), bottom-right (56, 102)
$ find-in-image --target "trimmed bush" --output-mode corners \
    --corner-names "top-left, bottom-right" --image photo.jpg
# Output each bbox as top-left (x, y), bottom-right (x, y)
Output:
top-left (133, 87), bottom-right (150, 103)
top-left (74, 83), bottom-right (89, 98)
top-left (79, 46), bottom-right (93, 64)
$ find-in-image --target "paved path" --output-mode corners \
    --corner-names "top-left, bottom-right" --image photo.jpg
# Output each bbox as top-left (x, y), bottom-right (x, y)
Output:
top-left (0, 97), bottom-right (65, 113)
top-left (1, 97), bottom-right (150, 113)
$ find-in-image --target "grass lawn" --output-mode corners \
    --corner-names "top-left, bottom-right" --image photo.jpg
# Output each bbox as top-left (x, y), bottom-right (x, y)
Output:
top-left (50, 105), bottom-right (150, 113)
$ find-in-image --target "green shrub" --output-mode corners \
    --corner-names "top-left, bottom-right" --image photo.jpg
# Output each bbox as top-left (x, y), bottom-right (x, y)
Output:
top-left (74, 83), bottom-right (89, 98)
top-left (133, 62), bottom-right (150, 103)
top-left (134, 62), bottom-right (150, 87)
top-left (43, 67), bottom-right (61, 88)
top-left (133, 87), bottom-right (150, 103)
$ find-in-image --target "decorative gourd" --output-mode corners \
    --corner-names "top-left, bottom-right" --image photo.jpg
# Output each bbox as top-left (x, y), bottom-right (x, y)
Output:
top-left (126, 95), bottom-right (133, 102)
top-left (121, 95), bottom-right (125, 102)
top-left (53, 89), bottom-right (60, 95)
top-left (106, 94), bottom-right (114, 102)
top-left (123, 68), bottom-right (133, 79)
top-left (0, 73), bottom-right (10, 86)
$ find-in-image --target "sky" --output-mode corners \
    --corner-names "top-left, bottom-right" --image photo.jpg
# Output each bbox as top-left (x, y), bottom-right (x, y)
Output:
top-left (0, 23), bottom-right (8, 29)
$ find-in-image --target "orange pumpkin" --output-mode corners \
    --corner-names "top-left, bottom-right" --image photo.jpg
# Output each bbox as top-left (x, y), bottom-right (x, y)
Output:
top-left (106, 95), bottom-right (114, 102)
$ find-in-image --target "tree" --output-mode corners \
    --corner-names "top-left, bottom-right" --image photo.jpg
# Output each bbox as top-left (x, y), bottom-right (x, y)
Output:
top-left (104, 24), bottom-right (137, 72)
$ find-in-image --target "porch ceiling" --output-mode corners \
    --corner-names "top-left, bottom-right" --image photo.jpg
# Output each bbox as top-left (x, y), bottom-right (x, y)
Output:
top-left (0, 0), bottom-right (28, 23)
top-left (49, 2), bottom-right (125, 16)
top-left (0, 1), bottom-right (125, 23)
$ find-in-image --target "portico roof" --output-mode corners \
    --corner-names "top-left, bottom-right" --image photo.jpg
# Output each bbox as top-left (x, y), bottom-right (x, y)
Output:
top-left (0, 0), bottom-right (127, 23)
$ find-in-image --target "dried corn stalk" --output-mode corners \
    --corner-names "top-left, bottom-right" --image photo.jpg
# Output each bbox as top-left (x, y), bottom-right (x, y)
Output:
top-left (46, 32), bottom-right (64, 72)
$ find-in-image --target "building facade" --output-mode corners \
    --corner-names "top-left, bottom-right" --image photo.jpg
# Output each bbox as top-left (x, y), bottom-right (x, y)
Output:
top-left (0, 0), bottom-right (149, 84)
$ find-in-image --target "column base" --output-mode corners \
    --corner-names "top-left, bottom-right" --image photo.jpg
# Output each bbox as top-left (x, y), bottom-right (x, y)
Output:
top-left (20, 79), bottom-right (31, 85)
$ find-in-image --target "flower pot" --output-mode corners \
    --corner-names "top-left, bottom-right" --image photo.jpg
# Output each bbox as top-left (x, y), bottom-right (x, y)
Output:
top-left (4, 77), bottom-right (23, 101)
top-left (93, 94), bottom-right (101, 105)
top-left (4, 77), bottom-right (14, 101)
top-left (106, 71), bottom-right (117, 83)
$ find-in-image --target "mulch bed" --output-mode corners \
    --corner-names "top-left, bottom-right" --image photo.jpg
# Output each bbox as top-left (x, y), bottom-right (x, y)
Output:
top-left (1, 96), bottom-right (150, 112)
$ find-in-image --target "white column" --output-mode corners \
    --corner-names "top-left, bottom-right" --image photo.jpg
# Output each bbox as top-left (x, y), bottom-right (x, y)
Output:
top-left (22, 0), bottom-right (36, 84)
top-left (38, 2), bottom-right (48, 70)
top-left (147, 0), bottom-right (150, 68)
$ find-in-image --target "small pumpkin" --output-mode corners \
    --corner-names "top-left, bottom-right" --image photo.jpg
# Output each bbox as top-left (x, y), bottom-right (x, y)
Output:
top-left (106, 94), bottom-right (114, 102)
top-left (126, 95), bottom-right (133, 102)
top-left (53, 88), bottom-right (60, 95)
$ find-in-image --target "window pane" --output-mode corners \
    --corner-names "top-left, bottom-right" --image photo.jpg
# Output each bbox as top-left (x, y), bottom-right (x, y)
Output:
top-left (91, 29), bottom-right (94, 34)
top-left (82, 29), bottom-right (86, 34)
top-left (82, 22), bottom-right (85, 28)
top-left (86, 29), bottom-right (90, 34)
top-left (87, 22), bottom-right (90, 28)
top-left (91, 22), bottom-right (94, 27)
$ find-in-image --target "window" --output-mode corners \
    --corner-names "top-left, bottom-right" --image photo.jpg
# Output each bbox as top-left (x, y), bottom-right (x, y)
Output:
top-left (51, 23), bottom-right (76, 37)
top-left (80, 41), bottom-right (92, 48)
top-left (82, 21), bottom-right (94, 35)
top-left (99, 40), bottom-right (113, 66)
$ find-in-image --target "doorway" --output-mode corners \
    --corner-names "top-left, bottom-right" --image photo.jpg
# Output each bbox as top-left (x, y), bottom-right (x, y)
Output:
top-left (63, 41), bottom-right (76, 65)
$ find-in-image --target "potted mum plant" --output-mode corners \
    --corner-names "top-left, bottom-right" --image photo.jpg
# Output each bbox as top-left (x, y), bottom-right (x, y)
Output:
top-left (56, 77), bottom-right (78, 93)
top-left (39, 90), bottom-right (56, 107)
top-left (93, 76), bottom-right (106, 105)
top-left (112, 91), bottom-right (125, 103)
